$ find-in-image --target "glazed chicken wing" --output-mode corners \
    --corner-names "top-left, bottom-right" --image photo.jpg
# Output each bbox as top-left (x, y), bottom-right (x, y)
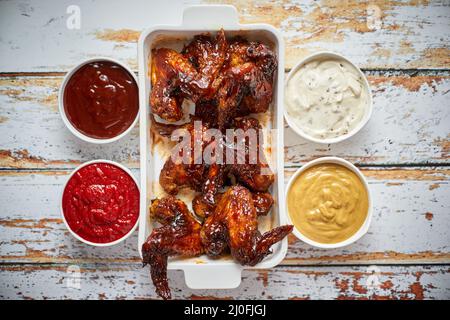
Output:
top-left (182, 30), bottom-right (227, 99)
top-left (159, 158), bottom-right (206, 195)
top-left (200, 185), bottom-right (292, 265)
top-left (213, 38), bottom-right (277, 128)
top-left (191, 37), bottom-right (251, 128)
top-left (252, 191), bottom-right (275, 216)
top-left (142, 196), bottom-right (203, 300)
top-left (150, 30), bottom-right (227, 122)
top-left (159, 119), bottom-right (210, 194)
top-left (159, 118), bottom-right (226, 200)
top-left (193, 190), bottom-right (274, 219)
top-left (150, 48), bottom-right (195, 122)
top-left (229, 117), bottom-right (275, 192)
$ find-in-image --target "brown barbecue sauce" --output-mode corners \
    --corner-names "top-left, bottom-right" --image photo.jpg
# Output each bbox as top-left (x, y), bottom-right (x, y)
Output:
top-left (64, 61), bottom-right (138, 139)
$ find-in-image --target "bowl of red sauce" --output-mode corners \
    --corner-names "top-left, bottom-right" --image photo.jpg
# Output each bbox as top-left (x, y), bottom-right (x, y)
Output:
top-left (61, 160), bottom-right (140, 246)
top-left (59, 57), bottom-right (139, 143)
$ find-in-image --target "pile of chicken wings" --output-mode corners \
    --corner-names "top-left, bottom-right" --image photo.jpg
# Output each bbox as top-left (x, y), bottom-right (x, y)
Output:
top-left (142, 29), bottom-right (293, 299)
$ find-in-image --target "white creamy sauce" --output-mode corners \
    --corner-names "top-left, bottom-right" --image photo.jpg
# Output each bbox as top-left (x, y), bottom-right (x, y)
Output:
top-left (286, 58), bottom-right (369, 140)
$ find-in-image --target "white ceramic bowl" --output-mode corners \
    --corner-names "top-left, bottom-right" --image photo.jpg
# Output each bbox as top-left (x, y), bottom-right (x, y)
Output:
top-left (285, 157), bottom-right (372, 249)
top-left (60, 159), bottom-right (140, 247)
top-left (58, 57), bottom-right (139, 144)
top-left (284, 51), bottom-right (373, 144)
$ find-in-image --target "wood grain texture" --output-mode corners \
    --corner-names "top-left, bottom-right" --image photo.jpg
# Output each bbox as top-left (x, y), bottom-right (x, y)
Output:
top-left (0, 72), bottom-right (448, 168)
top-left (210, 0), bottom-right (450, 70)
top-left (0, 168), bottom-right (448, 265)
top-left (285, 72), bottom-right (450, 166)
top-left (0, 0), bottom-right (449, 72)
top-left (0, 264), bottom-right (448, 300)
top-left (0, 76), bottom-right (140, 169)
top-left (0, 0), bottom-right (183, 73)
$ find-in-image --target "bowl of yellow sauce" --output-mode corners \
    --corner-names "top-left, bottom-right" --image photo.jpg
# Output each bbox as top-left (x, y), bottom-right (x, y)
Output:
top-left (286, 157), bottom-right (372, 248)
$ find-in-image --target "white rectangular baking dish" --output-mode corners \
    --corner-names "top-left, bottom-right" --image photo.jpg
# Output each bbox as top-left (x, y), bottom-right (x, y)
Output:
top-left (137, 4), bottom-right (287, 289)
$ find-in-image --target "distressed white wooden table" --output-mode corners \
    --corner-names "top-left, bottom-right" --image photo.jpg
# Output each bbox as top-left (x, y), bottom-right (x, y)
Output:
top-left (0, 0), bottom-right (449, 300)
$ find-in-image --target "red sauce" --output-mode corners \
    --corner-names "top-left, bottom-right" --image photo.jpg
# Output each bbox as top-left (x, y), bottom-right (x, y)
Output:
top-left (64, 61), bottom-right (139, 139)
top-left (62, 162), bottom-right (139, 243)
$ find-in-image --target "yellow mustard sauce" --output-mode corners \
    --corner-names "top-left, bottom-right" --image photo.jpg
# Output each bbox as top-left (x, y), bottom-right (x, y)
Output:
top-left (287, 163), bottom-right (369, 244)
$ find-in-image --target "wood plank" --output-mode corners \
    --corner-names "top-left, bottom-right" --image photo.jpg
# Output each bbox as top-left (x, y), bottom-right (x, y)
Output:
top-left (0, 0), bottom-right (449, 72)
top-left (0, 72), bottom-right (449, 168)
top-left (0, 0), bottom-right (183, 73)
top-left (212, 0), bottom-right (450, 70)
top-left (0, 75), bottom-right (140, 169)
top-left (0, 169), bottom-right (141, 265)
top-left (0, 168), bottom-right (448, 265)
top-left (284, 167), bottom-right (450, 265)
top-left (0, 264), bottom-right (448, 299)
top-left (285, 72), bottom-right (450, 166)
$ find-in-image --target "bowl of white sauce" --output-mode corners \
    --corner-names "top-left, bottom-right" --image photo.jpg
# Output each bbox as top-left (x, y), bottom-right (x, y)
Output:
top-left (284, 51), bottom-right (372, 144)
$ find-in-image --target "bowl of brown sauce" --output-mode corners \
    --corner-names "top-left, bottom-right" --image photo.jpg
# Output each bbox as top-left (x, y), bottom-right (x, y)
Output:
top-left (59, 57), bottom-right (139, 143)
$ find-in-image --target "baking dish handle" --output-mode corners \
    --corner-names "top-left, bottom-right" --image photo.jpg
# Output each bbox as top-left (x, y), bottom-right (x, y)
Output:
top-left (182, 5), bottom-right (239, 29)
top-left (183, 264), bottom-right (243, 289)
